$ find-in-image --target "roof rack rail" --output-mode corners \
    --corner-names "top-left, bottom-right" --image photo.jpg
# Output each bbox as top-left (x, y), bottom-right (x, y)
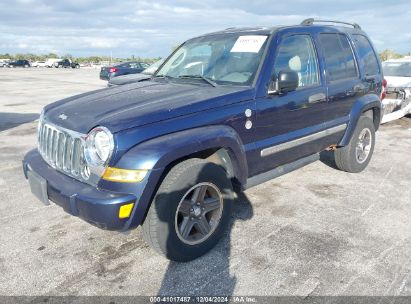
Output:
top-left (301, 18), bottom-right (361, 30)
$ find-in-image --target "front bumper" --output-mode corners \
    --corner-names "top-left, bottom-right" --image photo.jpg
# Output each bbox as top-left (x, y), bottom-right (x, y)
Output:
top-left (23, 149), bottom-right (137, 231)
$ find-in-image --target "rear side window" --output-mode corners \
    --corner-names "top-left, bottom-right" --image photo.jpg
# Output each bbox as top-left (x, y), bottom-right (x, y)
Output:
top-left (129, 62), bottom-right (142, 69)
top-left (352, 34), bottom-right (380, 76)
top-left (319, 33), bottom-right (357, 81)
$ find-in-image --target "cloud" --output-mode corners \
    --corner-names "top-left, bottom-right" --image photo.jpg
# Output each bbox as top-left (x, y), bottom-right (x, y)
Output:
top-left (0, 0), bottom-right (410, 57)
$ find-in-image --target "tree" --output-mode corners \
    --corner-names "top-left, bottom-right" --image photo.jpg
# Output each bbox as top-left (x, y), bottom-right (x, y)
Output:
top-left (47, 53), bottom-right (59, 59)
top-left (379, 49), bottom-right (403, 61)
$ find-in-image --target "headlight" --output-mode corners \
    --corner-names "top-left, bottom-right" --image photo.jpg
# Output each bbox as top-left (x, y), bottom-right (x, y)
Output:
top-left (85, 126), bottom-right (114, 167)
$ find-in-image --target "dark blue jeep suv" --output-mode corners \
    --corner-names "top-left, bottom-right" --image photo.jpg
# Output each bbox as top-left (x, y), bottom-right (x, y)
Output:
top-left (23, 19), bottom-right (385, 261)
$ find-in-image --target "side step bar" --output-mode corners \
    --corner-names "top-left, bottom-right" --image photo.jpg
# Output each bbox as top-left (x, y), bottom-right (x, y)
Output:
top-left (245, 153), bottom-right (320, 189)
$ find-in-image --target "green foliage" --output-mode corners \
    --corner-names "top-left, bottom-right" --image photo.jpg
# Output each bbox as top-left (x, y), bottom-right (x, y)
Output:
top-left (379, 49), bottom-right (405, 61)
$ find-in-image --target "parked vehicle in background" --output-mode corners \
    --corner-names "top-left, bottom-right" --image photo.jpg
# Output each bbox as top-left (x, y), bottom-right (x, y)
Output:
top-left (0, 59), bottom-right (10, 67)
top-left (108, 59), bottom-right (164, 87)
top-left (54, 59), bottom-right (80, 69)
top-left (8, 59), bottom-right (31, 68)
top-left (381, 58), bottom-right (411, 123)
top-left (32, 61), bottom-right (47, 68)
top-left (45, 58), bottom-right (61, 68)
top-left (99, 61), bottom-right (149, 80)
top-left (24, 19), bottom-right (384, 262)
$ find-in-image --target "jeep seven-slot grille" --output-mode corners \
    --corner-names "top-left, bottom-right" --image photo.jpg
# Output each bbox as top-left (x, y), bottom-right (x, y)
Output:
top-left (38, 121), bottom-right (87, 180)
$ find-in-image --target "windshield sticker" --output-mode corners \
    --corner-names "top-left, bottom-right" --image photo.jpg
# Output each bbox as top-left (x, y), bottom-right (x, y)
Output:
top-left (230, 35), bottom-right (267, 53)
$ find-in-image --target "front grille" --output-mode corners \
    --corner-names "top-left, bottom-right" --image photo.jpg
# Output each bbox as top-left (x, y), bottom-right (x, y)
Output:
top-left (38, 121), bottom-right (88, 181)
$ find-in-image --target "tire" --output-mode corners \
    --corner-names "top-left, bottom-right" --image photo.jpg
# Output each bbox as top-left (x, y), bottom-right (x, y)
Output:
top-left (334, 116), bottom-right (375, 173)
top-left (142, 158), bottom-right (233, 262)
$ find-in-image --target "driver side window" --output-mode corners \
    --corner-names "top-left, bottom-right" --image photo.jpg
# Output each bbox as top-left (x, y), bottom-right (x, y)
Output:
top-left (273, 34), bottom-right (320, 89)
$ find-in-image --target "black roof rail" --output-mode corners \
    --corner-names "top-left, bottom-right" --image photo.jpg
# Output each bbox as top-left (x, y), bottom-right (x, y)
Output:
top-left (301, 18), bottom-right (361, 30)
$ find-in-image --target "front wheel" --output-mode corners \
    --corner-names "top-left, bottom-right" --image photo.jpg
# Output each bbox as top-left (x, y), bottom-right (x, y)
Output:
top-left (142, 158), bottom-right (233, 262)
top-left (334, 116), bottom-right (376, 173)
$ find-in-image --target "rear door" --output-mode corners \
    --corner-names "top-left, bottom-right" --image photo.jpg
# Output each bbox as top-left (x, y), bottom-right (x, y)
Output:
top-left (253, 31), bottom-right (328, 175)
top-left (317, 33), bottom-right (363, 127)
top-left (350, 34), bottom-right (383, 98)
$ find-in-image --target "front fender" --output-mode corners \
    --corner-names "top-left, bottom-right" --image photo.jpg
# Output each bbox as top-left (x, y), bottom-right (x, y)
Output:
top-left (116, 125), bottom-right (248, 184)
top-left (339, 94), bottom-right (381, 146)
top-left (109, 125), bottom-right (247, 228)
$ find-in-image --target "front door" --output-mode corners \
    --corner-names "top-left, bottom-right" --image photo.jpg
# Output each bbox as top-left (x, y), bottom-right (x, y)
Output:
top-left (252, 32), bottom-right (328, 175)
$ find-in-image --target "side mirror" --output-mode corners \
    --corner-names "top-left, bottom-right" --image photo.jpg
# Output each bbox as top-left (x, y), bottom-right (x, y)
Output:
top-left (268, 71), bottom-right (299, 95)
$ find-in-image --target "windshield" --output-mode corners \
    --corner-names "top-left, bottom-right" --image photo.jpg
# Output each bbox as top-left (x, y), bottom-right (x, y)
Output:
top-left (383, 62), bottom-right (411, 77)
top-left (155, 33), bottom-right (269, 86)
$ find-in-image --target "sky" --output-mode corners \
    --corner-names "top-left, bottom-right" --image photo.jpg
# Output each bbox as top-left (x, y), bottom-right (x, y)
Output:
top-left (0, 0), bottom-right (410, 58)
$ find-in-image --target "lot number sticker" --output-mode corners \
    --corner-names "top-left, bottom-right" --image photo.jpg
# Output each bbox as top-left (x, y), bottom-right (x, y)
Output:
top-left (230, 35), bottom-right (267, 53)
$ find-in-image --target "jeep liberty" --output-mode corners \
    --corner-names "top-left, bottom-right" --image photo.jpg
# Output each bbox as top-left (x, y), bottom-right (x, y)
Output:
top-left (23, 19), bottom-right (385, 261)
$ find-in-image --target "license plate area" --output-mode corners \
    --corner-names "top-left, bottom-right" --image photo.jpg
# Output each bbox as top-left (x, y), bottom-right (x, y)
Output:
top-left (27, 169), bottom-right (50, 205)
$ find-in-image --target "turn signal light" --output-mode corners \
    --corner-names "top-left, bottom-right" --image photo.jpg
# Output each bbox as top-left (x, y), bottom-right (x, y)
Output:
top-left (380, 78), bottom-right (387, 101)
top-left (102, 167), bottom-right (148, 183)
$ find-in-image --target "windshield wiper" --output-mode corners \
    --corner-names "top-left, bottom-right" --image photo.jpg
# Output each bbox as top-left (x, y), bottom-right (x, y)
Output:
top-left (153, 74), bottom-right (173, 81)
top-left (178, 75), bottom-right (218, 87)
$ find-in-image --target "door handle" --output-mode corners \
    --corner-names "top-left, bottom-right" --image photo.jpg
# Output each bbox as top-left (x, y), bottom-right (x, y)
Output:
top-left (308, 93), bottom-right (326, 104)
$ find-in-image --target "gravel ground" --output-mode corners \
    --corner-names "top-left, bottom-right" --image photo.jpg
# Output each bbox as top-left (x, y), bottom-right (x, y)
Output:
top-left (0, 68), bottom-right (410, 297)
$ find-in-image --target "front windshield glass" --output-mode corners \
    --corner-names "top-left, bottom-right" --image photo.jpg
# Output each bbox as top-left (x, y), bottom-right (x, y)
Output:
top-left (156, 33), bottom-right (269, 86)
top-left (383, 62), bottom-right (411, 77)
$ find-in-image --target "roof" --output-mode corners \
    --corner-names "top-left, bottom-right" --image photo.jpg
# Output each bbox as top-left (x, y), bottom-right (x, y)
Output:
top-left (193, 19), bottom-right (364, 40)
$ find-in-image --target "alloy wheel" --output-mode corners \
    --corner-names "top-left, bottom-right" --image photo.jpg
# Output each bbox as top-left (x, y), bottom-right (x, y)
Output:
top-left (175, 182), bottom-right (223, 245)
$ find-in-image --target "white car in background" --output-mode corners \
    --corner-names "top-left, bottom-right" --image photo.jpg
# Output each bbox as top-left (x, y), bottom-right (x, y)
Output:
top-left (44, 58), bottom-right (61, 68)
top-left (31, 61), bottom-right (47, 67)
top-left (0, 59), bottom-right (10, 67)
top-left (381, 58), bottom-right (411, 123)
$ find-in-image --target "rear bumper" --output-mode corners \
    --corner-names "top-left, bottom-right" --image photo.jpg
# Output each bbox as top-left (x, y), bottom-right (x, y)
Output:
top-left (99, 71), bottom-right (117, 80)
top-left (23, 149), bottom-right (137, 231)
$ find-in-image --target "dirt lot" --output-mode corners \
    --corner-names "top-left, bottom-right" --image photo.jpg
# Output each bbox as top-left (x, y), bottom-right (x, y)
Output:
top-left (0, 68), bottom-right (410, 297)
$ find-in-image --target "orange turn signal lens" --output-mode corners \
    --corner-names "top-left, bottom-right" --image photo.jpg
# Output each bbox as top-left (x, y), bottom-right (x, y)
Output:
top-left (102, 167), bottom-right (148, 183)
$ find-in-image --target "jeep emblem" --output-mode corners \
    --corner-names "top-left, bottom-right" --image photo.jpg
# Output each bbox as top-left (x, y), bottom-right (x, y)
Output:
top-left (58, 114), bottom-right (68, 120)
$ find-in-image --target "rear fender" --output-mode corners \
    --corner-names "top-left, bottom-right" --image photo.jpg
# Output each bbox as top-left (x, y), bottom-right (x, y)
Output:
top-left (339, 94), bottom-right (381, 146)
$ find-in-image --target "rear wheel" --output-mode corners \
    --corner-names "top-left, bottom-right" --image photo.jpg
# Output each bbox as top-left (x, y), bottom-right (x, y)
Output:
top-left (334, 116), bottom-right (375, 173)
top-left (142, 158), bottom-right (233, 262)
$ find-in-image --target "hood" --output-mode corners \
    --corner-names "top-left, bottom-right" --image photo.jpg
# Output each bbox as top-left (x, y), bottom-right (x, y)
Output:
top-left (44, 80), bottom-right (253, 134)
top-left (385, 76), bottom-right (411, 89)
